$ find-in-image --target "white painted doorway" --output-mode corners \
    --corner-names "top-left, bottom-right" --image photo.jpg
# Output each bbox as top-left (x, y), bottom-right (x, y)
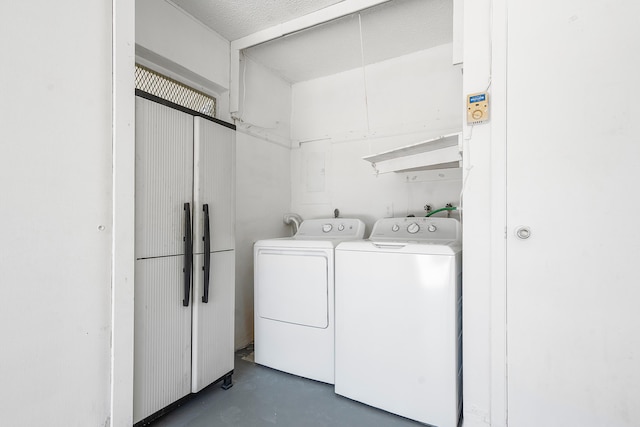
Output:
top-left (505, 1), bottom-right (640, 426)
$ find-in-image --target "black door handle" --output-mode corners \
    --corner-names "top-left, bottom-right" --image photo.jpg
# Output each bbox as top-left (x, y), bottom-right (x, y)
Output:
top-left (202, 204), bottom-right (211, 303)
top-left (183, 202), bottom-right (192, 307)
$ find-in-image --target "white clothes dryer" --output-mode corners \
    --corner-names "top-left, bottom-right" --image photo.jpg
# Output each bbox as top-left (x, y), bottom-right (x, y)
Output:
top-left (254, 218), bottom-right (365, 384)
top-left (335, 217), bottom-right (462, 427)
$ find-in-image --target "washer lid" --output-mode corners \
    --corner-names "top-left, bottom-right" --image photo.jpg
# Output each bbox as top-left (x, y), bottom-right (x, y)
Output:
top-left (336, 239), bottom-right (461, 255)
top-left (254, 238), bottom-right (339, 249)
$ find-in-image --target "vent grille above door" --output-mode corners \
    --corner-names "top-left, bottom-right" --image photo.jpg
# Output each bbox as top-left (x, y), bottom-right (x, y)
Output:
top-left (135, 64), bottom-right (216, 118)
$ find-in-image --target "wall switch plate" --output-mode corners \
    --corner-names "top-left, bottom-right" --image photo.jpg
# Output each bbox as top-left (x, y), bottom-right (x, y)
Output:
top-left (385, 202), bottom-right (394, 218)
top-left (467, 92), bottom-right (489, 124)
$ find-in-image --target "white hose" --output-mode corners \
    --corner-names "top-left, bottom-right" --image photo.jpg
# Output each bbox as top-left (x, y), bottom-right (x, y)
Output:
top-left (283, 213), bottom-right (303, 235)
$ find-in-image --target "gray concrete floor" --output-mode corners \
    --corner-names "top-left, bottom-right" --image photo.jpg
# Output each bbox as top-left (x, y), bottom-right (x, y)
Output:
top-left (148, 344), bottom-right (425, 427)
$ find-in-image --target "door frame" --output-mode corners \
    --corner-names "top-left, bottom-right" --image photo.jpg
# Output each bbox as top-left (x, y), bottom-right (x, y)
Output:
top-left (111, 0), bottom-right (136, 425)
top-left (489, 0), bottom-right (509, 426)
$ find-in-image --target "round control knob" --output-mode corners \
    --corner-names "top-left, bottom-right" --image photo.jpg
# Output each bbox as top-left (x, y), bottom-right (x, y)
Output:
top-left (338, 224), bottom-right (345, 231)
top-left (392, 224), bottom-right (400, 232)
top-left (322, 224), bottom-right (333, 233)
top-left (427, 224), bottom-right (437, 232)
top-left (407, 223), bottom-right (420, 234)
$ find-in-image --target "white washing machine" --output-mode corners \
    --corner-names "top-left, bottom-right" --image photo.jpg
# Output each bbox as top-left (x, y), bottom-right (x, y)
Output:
top-left (335, 217), bottom-right (462, 427)
top-left (254, 218), bottom-right (365, 384)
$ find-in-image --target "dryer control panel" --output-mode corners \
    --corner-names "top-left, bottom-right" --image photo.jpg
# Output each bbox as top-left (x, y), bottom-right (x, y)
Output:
top-left (295, 218), bottom-right (366, 239)
top-left (369, 217), bottom-right (460, 242)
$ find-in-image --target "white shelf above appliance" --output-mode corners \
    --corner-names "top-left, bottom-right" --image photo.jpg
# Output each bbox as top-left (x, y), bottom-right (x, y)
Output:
top-left (363, 133), bottom-right (462, 174)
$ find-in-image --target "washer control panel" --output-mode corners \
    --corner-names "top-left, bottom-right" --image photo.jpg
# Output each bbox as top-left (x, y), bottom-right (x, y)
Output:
top-left (296, 218), bottom-right (366, 239)
top-left (370, 217), bottom-right (460, 242)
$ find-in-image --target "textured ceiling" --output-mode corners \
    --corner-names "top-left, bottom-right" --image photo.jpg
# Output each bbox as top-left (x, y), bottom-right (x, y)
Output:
top-left (243, 0), bottom-right (453, 83)
top-left (171, 0), bottom-right (346, 41)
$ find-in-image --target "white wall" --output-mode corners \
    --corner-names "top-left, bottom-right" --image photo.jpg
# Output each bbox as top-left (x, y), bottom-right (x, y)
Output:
top-left (0, 1), bottom-right (114, 425)
top-left (290, 44), bottom-right (462, 229)
top-left (236, 56), bottom-right (293, 145)
top-left (234, 55), bottom-right (293, 349)
top-left (235, 133), bottom-right (292, 348)
top-left (136, 0), bottom-right (232, 119)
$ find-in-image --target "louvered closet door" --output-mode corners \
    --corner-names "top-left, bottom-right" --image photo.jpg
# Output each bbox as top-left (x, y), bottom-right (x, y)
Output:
top-left (191, 117), bottom-right (236, 392)
top-left (134, 97), bottom-right (194, 423)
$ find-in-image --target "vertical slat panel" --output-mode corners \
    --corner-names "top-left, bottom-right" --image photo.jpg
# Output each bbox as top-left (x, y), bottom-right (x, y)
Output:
top-left (193, 117), bottom-right (235, 254)
top-left (135, 97), bottom-right (194, 259)
top-left (133, 256), bottom-right (191, 423)
top-left (192, 251), bottom-right (235, 392)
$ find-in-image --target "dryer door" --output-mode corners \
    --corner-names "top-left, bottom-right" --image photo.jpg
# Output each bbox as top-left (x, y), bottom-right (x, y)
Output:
top-left (255, 249), bottom-right (329, 329)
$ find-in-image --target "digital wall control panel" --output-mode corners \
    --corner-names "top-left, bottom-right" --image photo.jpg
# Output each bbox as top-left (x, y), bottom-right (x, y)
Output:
top-left (467, 92), bottom-right (489, 124)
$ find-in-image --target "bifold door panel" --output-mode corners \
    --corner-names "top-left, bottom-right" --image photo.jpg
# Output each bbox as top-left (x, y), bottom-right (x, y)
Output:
top-left (256, 250), bottom-right (329, 328)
